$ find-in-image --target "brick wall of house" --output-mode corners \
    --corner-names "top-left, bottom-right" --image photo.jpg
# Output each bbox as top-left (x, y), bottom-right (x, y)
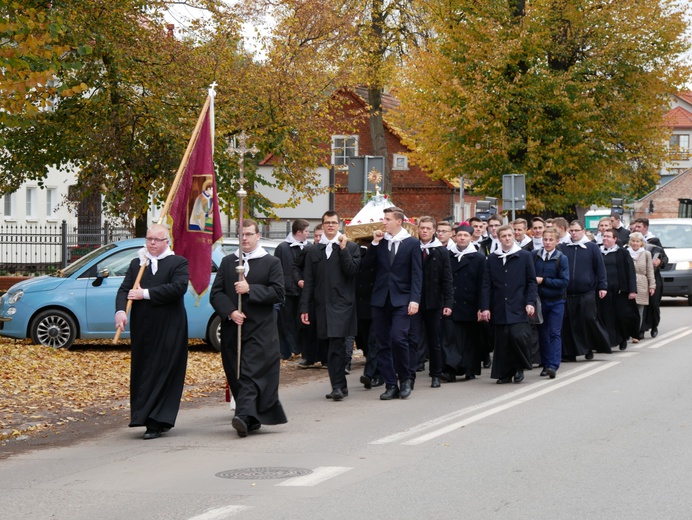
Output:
top-left (332, 90), bottom-right (454, 223)
top-left (634, 169), bottom-right (692, 219)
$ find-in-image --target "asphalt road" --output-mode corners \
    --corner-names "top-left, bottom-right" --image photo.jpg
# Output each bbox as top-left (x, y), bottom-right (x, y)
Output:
top-left (1, 300), bottom-right (691, 520)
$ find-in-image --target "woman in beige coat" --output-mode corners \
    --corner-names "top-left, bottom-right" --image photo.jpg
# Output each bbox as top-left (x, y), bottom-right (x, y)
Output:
top-left (627, 232), bottom-right (655, 342)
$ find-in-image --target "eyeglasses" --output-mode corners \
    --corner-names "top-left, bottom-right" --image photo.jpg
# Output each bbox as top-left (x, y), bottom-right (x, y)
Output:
top-left (568, 229), bottom-right (583, 233)
top-left (241, 232), bottom-right (257, 238)
top-left (323, 221), bottom-right (339, 226)
top-left (145, 237), bottom-right (168, 243)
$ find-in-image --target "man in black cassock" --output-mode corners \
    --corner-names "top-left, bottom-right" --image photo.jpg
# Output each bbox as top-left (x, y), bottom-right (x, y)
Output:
top-left (211, 219), bottom-right (287, 438)
top-left (480, 225), bottom-right (537, 384)
top-left (300, 211), bottom-right (361, 401)
top-left (446, 224), bottom-right (485, 381)
top-left (115, 224), bottom-right (189, 440)
top-left (559, 220), bottom-right (611, 360)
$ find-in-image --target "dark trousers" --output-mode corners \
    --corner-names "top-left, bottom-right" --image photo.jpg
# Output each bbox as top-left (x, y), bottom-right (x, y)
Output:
top-left (408, 307), bottom-right (443, 377)
top-left (373, 297), bottom-right (413, 386)
top-left (538, 299), bottom-right (565, 371)
top-left (277, 295), bottom-right (301, 359)
top-left (327, 337), bottom-right (348, 391)
top-left (356, 319), bottom-right (380, 378)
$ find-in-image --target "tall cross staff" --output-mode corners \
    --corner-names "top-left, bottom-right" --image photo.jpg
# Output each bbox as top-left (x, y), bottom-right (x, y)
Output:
top-left (228, 131), bottom-right (259, 377)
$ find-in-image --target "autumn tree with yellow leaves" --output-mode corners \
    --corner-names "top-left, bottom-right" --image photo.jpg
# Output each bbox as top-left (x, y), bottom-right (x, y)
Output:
top-left (394, 0), bottom-right (692, 213)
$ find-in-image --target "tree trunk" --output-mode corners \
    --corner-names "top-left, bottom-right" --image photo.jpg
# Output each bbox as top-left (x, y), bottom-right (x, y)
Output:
top-left (368, 86), bottom-right (391, 193)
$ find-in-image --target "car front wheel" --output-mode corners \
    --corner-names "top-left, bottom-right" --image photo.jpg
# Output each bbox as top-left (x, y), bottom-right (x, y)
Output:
top-left (30, 309), bottom-right (77, 349)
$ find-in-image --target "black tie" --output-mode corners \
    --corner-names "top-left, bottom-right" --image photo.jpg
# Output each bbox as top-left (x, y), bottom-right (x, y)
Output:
top-left (389, 242), bottom-right (396, 265)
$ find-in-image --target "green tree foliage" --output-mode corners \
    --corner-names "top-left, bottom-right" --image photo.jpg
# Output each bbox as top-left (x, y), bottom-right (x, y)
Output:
top-left (0, 0), bottom-right (346, 224)
top-left (394, 0), bottom-right (691, 213)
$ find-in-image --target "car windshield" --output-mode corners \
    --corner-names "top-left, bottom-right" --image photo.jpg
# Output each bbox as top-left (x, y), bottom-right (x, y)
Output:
top-left (59, 244), bottom-right (118, 277)
top-left (648, 223), bottom-right (692, 249)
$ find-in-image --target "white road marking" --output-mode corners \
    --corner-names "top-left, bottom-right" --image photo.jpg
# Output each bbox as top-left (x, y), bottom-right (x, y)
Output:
top-left (614, 352), bottom-right (638, 357)
top-left (647, 328), bottom-right (692, 349)
top-left (187, 505), bottom-right (251, 520)
top-left (370, 363), bottom-right (597, 445)
top-left (275, 466), bottom-right (353, 487)
top-left (403, 361), bottom-right (620, 445)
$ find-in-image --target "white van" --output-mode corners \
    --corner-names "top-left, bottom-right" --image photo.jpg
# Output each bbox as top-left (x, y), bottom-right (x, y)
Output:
top-left (647, 218), bottom-right (692, 306)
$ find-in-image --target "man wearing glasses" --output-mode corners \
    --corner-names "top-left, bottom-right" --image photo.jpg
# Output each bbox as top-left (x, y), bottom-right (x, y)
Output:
top-left (300, 211), bottom-right (361, 401)
top-left (559, 220), bottom-right (610, 361)
top-left (115, 224), bottom-right (189, 440)
top-left (211, 219), bottom-right (287, 437)
top-left (479, 214), bottom-right (503, 256)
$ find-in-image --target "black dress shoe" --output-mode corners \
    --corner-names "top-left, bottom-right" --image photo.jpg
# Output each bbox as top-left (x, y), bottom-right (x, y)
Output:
top-left (585, 350), bottom-right (594, 360)
top-left (540, 368), bottom-right (548, 377)
top-left (297, 359), bottom-right (313, 369)
top-left (248, 422), bottom-right (262, 432)
top-left (440, 372), bottom-right (457, 383)
top-left (326, 388), bottom-right (345, 401)
top-left (399, 379), bottom-right (413, 399)
top-left (161, 427), bottom-right (171, 433)
top-left (380, 385), bottom-right (400, 400)
top-left (345, 362), bottom-right (352, 375)
top-left (465, 374), bottom-right (476, 381)
top-left (619, 340), bottom-right (628, 350)
top-left (416, 363), bottom-right (426, 372)
top-left (483, 355), bottom-right (492, 369)
top-left (142, 428), bottom-right (162, 440)
top-left (371, 377), bottom-right (385, 387)
top-left (546, 367), bottom-right (556, 379)
top-left (360, 375), bottom-right (372, 389)
top-left (513, 370), bottom-right (524, 383)
top-left (431, 377), bottom-right (441, 388)
top-left (651, 328), bottom-right (658, 338)
top-left (232, 416), bottom-right (248, 438)
top-left (496, 377), bottom-right (513, 384)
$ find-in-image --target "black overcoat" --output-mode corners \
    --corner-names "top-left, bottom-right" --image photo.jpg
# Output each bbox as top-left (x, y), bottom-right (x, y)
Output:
top-left (420, 245), bottom-right (454, 310)
top-left (116, 255), bottom-right (189, 428)
top-left (210, 252), bottom-right (287, 425)
top-left (299, 240), bottom-right (361, 339)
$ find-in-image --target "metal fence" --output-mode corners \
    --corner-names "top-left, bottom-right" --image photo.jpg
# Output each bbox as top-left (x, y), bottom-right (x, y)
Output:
top-left (0, 221), bottom-right (133, 275)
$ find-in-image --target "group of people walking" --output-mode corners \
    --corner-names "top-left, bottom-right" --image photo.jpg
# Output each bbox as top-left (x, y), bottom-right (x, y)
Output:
top-left (115, 210), bottom-right (666, 440)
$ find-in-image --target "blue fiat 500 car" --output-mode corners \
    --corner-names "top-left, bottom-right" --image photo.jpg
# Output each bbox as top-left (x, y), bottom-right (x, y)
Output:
top-left (0, 237), bottom-right (279, 350)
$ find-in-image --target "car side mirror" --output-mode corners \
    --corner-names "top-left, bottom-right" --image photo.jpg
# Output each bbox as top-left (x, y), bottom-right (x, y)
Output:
top-left (92, 269), bottom-right (110, 287)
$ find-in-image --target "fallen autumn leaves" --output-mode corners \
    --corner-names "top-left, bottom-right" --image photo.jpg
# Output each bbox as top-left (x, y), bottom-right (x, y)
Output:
top-left (0, 338), bottom-right (227, 444)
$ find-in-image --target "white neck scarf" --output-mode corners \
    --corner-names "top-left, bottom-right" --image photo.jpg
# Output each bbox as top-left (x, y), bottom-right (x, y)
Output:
top-left (285, 233), bottom-right (306, 249)
top-left (559, 234), bottom-right (571, 244)
top-left (320, 232), bottom-right (342, 259)
top-left (138, 246), bottom-right (174, 275)
top-left (628, 246), bottom-right (643, 260)
top-left (446, 240), bottom-right (456, 250)
top-left (594, 232), bottom-right (604, 245)
top-left (420, 238), bottom-right (443, 251)
top-left (644, 231), bottom-right (655, 242)
top-left (494, 243), bottom-right (521, 264)
top-left (517, 235), bottom-right (532, 248)
top-left (385, 228), bottom-right (411, 253)
top-left (234, 246), bottom-right (268, 276)
top-left (566, 235), bottom-right (590, 248)
top-left (450, 242), bottom-right (478, 261)
top-left (489, 237), bottom-right (500, 254)
top-left (600, 244), bottom-right (619, 256)
top-left (532, 236), bottom-right (543, 249)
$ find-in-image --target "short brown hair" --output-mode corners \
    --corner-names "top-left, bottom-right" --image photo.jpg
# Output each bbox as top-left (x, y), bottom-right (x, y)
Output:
top-left (418, 216), bottom-right (436, 229)
top-left (243, 219), bottom-right (259, 234)
top-left (383, 206), bottom-right (405, 222)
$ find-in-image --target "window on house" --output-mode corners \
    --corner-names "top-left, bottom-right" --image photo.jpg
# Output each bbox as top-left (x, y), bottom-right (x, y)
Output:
top-left (46, 188), bottom-right (58, 217)
top-left (26, 187), bottom-right (37, 218)
top-left (3, 193), bottom-right (14, 217)
top-left (670, 134), bottom-right (690, 150)
top-left (331, 135), bottom-right (358, 167)
top-left (392, 154), bottom-right (409, 170)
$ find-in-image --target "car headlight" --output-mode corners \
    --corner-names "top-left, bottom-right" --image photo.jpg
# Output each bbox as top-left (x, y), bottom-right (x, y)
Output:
top-left (8, 290), bottom-right (23, 304)
top-left (675, 261), bottom-right (691, 271)
top-left (6, 307), bottom-right (16, 316)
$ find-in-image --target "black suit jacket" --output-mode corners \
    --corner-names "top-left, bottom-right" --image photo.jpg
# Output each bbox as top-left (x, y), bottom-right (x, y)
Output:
top-left (363, 235), bottom-right (423, 308)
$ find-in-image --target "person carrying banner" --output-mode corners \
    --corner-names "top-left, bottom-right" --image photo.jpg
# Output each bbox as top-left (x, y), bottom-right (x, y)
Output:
top-left (115, 224), bottom-right (189, 440)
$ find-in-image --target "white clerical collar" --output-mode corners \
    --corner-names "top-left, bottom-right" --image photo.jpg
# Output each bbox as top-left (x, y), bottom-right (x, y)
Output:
top-left (285, 233), bottom-right (306, 249)
top-left (420, 238), bottom-right (443, 250)
top-left (138, 246), bottom-right (174, 275)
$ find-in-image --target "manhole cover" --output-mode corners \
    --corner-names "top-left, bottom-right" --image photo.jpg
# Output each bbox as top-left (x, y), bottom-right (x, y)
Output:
top-left (216, 467), bottom-right (313, 480)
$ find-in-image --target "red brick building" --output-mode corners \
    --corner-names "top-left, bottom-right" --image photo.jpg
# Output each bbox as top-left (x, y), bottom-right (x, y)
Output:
top-left (332, 88), bottom-right (455, 223)
top-left (634, 167), bottom-right (692, 219)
